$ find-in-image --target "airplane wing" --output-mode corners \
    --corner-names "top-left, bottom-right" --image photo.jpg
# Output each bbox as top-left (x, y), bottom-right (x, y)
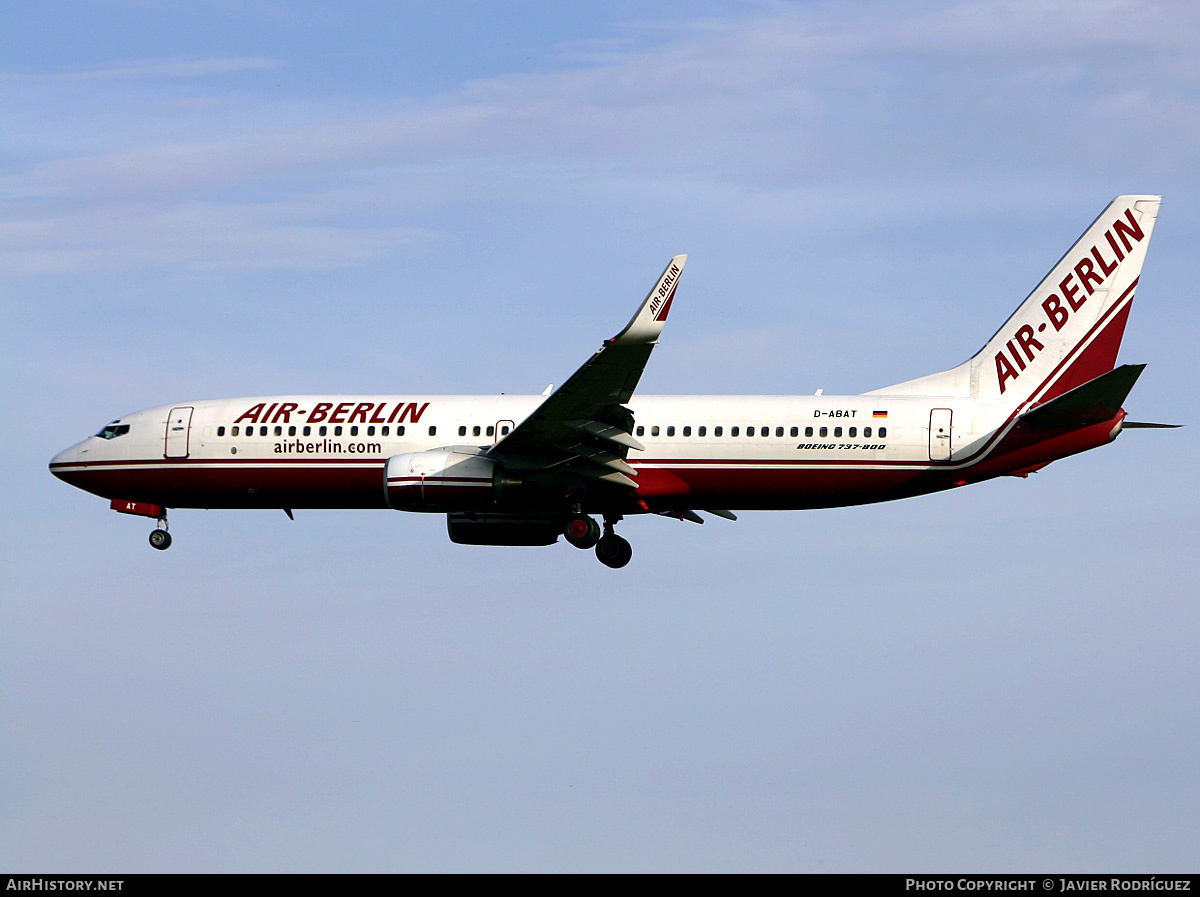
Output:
top-left (484, 255), bottom-right (687, 489)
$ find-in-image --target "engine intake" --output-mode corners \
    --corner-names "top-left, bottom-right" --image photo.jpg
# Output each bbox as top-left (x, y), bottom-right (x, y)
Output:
top-left (384, 449), bottom-right (498, 511)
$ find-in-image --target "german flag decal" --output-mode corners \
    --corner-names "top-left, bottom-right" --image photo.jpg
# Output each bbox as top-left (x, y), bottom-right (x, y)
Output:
top-left (873, 410), bottom-right (888, 419)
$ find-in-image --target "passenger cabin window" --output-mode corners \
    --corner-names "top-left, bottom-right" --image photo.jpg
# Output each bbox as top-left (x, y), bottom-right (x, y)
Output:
top-left (666, 426), bottom-right (675, 437)
top-left (366, 426), bottom-right (375, 436)
top-left (289, 426), bottom-right (297, 436)
top-left (879, 427), bottom-right (887, 437)
top-left (334, 426), bottom-right (343, 436)
top-left (303, 426), bottom-right (311, 436)
top-left (863, 427), bottom-right (871, 437)
top-left (698, 426), bottom-right (706, 437)
top-left (849, 427), bottom-right (856, 437)
top-left (486, 425), bottom-right (493, 436)
top-left (429, 426), bottom-right (437, 436)
top-left (459, 426), bottom-right (467, 436)
top-left (834, 427), bottom-right (842, 437)
top-left (232, 426), bottom-right (240, 436)
top-left (319, 426), bottom-right (328, 436)
top-left (350, 426), bottom-right (358, 436)
top-left (473, 425), bottom-right (481, 437)
top-left (683, 426), bottom-right (692, 437)
top-left (746, 427), bottom-right (754, 437)
top-left (259, 426), bottom-right (268, 436)
top-left (381, 426), bottom-right (389, 436)
top-left (819, 427), bottom-right (828, 437)
top-left (776, 427), bottom-right (784, 437)
top-left (651, 426), bottom-right (660, 436)
top-left (217, 426), bottom-right (226, 437)
top-left (805, 427), bottom-right (813, 437)
top-left (731, 427), bottom-right (740, 437)
top-left (275, 426), bottom-right (283, 436)
top-left (396, 426), bottom-right (405, 436)
top-left (714, 426), bottom-right (723, 437)
top-left (636, 426), bottom-right (645, 436)
top-left (501, 425), bottom-right (510, 435)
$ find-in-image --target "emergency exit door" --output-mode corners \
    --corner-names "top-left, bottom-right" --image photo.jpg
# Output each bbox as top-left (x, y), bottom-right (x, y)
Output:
top-left (929, 408), bottom-right (952, 462)
top-left (164, 406), bottom-right (194, 458)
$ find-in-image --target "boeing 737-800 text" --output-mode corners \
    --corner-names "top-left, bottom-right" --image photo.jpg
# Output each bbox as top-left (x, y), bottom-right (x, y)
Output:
top-left (50, 196), bottom-right (1169, 567)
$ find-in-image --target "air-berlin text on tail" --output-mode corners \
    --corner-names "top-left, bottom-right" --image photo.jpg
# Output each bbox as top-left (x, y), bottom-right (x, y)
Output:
top-left (234, 400), bottom-right (431, 425)
top-left (995, 207), bottom-right (1145, 394)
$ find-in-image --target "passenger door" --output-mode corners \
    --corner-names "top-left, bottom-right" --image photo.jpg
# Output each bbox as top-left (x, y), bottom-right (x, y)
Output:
top-left (929, 408), bottom-right (952, 462)
top-left (164, 407), bottom-right (194, 458)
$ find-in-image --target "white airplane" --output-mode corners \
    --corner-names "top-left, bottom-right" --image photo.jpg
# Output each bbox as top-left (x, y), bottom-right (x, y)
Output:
top-left (51, 196), bottom-right (1172, 568)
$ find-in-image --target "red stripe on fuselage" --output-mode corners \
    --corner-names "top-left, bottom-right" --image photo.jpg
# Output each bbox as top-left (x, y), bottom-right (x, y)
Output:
top-left (50, 455), bottom-right (965, 512)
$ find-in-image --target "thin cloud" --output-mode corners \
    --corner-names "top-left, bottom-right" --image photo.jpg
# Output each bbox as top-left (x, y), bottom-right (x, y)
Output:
top-left (0, 201), bottom-right (431, 274)
top-left (3, 1), bottom-right (1197, 275)
top-left (0, 56), bottom-right (284, 83)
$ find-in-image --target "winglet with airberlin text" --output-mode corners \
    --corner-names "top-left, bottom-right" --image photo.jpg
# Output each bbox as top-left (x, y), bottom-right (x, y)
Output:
top-left (609, 255), bottom-right (687, 346)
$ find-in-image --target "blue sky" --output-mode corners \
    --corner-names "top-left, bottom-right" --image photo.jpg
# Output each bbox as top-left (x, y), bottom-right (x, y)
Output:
top-left (3, 0), bottom-right (1199, 872)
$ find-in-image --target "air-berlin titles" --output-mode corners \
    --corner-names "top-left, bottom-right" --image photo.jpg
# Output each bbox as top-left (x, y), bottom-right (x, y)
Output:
top-left (648, 261), bottom-right (682, 322)
top-left (234, 400), bottom-right (431, 425)
top-left (994, 207), bottom-right (1145, 394)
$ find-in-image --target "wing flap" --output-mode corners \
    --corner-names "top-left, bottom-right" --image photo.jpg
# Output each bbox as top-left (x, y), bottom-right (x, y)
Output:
top-left (566, 419), bottom-right (646, 452)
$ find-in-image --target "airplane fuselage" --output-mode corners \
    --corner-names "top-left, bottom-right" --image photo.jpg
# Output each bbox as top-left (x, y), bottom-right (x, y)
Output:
top-left (49, 391), bottom-right (1121, 513)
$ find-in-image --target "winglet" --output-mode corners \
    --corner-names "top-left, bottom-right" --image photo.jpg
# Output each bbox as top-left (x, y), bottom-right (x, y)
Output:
top-left (610, 255), bottom-right (687, 346)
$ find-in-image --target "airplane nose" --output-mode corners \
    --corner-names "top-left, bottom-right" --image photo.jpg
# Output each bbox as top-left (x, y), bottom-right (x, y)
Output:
top-left (49, 442), bottom-right (85, 481)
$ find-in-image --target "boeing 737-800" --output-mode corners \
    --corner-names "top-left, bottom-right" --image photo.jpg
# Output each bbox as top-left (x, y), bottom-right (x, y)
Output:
top-left (50, 196), bottom-right (1169, 567)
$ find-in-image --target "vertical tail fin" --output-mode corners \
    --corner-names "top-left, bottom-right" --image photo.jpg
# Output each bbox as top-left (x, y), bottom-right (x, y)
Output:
top-left (868, 196), bottom-right (1161, 408)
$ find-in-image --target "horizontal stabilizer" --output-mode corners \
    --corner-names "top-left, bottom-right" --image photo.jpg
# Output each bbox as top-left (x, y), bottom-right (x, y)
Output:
top-left (1019, 363), bottom-right (1145, 429)
top-left (1122, 421), bottom-right (1181, 429)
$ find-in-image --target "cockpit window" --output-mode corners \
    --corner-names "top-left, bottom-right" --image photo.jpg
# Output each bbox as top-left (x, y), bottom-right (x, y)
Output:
top-left (96, 422), bottom-right (130, 440)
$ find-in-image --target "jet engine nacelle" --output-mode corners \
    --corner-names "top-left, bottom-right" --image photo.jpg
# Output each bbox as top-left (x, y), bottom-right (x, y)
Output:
top-left (384, 449), bottom-right (499, 511)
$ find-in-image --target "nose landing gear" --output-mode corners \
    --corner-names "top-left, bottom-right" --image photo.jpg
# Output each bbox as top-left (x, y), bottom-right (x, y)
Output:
top-left (109, 500), bottom-right (173, 550)
top-left (148, 516), bottom-right (172, 550)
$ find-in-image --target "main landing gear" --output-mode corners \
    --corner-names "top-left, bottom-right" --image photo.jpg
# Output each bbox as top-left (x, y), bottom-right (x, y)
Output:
top-left (564, 513), bottom-right (631, 568)
top-left (148, 516), bottom-right (172, 550)
top-left (564, 513), bottom-right (602, 549)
